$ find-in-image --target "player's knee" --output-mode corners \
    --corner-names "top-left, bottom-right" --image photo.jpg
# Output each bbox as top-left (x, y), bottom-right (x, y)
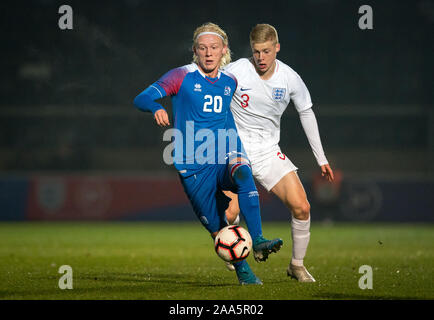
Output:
top-left (233, 165), bottom-right (252, 182)
top-left (291, 201), bottom-right (310, 220)
top-left (228, 157), bottom-right (252, 182)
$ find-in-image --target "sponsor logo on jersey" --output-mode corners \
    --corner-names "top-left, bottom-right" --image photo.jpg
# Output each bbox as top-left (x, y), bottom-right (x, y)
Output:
top-left (194, 83), bottom-right (202, 92)
top-left (248, 191), bottom-right (259, 198)
top-left (240, 87), bottom-right (251, 91)
top-left (272, 87), bottom-right (286, 101)
top-left (277, 152), bottom-right (286, 160)
top-left (224, 86), bottom-right (231, 96)
top-left (200, 216), bottom-right (209, 225)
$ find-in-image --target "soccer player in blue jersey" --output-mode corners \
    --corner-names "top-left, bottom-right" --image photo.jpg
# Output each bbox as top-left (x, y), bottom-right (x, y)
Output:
top-left (133, 22), bottom-right (283, 285)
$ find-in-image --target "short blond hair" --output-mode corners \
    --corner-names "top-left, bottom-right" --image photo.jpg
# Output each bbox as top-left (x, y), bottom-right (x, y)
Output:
top-left (192, 22), bottom-right (232, 68)
top-left (249, 24), bottom-right (279, 46)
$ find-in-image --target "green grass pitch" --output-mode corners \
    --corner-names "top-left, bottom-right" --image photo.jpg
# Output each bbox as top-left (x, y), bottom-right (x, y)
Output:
top-left (0, 221), bottom-right (432, 300)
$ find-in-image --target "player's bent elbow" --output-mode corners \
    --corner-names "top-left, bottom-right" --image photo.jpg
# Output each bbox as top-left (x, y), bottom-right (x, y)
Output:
top-left (133, 94), bottom-right (143, 110)
top-left (133, 93), bottom-right (152, 113)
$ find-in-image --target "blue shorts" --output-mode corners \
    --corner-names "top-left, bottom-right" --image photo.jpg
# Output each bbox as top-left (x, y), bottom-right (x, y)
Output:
top-left (179, 163), bottom-right (237, 234)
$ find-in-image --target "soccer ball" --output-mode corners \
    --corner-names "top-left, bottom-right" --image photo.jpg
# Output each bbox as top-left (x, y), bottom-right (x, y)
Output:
top-left (214, 225), bottom-right (252, 263)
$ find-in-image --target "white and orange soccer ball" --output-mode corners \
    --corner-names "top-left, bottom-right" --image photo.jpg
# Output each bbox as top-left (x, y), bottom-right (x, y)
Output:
top-left (214, 225), bottom-right (252, 263)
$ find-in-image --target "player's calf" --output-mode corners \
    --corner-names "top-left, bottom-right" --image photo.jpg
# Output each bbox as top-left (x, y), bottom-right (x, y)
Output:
top-left (228, 160), bottom-right (262, 240)
top-left (222, 190), bottom-right (240, 225)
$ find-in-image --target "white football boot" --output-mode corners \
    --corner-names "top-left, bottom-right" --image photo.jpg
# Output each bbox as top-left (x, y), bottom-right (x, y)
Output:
top-left (287, 263), bottom-right (316, 282)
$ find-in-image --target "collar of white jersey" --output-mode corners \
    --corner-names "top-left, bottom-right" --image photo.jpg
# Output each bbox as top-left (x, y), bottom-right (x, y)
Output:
top-left (193, 63), bottom-right (221, 79)
top-left (274, 60), bottom-right (280, 73)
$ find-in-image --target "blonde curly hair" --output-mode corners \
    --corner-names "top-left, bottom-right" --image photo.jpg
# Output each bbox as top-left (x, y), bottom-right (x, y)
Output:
top-left (192, 22), bottom-right (232, 68)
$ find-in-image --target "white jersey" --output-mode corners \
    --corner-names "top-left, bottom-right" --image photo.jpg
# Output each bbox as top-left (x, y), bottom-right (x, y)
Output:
top-left (224, 58), bottom-right (313, 161)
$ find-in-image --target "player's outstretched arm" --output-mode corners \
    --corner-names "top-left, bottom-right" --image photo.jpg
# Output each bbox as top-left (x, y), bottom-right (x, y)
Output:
top-left (134, 85), bottom-right (170, 127)
top-left (298, 107), bottom-right (333, 177)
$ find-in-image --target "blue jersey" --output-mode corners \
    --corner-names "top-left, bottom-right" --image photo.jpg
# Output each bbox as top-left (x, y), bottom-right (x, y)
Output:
top-left (135, 63), bottom-right (244, 177)
top-left (134, 64), bottom-right (263, 239)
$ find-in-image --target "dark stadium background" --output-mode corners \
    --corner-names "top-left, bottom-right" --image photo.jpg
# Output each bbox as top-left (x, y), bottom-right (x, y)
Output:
top-left (0, 0), bottom-right (433, 222)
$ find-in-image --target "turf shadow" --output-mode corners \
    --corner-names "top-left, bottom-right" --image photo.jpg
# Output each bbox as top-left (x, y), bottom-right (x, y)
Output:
top-left (77, 272), bottom-right (235, 287)
top-left (134, 272), bottom-right (236, 288)
top-left (0, 271), bottom-right (241, 299)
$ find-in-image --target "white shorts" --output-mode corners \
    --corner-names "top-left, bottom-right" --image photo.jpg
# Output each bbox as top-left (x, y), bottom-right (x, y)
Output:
top-left (249, 147), bottom-right (298, 192)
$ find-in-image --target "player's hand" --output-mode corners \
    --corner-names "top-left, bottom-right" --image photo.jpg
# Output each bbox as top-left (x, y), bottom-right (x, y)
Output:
top-left (154, 109), bottom-right (170, 127)
top-left (320, 164), bottom-right (334, 182)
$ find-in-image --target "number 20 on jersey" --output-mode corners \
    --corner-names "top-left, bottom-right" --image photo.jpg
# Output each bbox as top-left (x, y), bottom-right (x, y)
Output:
top-left (203, 95), bottom-right (223, 113)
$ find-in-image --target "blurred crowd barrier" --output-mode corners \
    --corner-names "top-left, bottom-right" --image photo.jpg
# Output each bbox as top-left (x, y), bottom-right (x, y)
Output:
top-left (1, 173), bottom-right (433, 222)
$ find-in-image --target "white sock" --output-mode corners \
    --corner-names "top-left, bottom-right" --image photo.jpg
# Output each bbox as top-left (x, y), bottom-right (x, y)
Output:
top-left (291, 216), bottom-right (311, 266)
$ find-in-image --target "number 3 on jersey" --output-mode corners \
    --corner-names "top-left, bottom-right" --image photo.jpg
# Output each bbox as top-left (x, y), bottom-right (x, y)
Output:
top-left (203, 95), bottom-right (223, 113)
top-left (241, 94), bottom-right (249, 108)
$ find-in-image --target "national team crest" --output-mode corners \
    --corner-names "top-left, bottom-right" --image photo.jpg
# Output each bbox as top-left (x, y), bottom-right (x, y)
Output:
top-left (272, 88), bottom-right (286, 101)
top-left (224, 86), bottom-right (231, 96)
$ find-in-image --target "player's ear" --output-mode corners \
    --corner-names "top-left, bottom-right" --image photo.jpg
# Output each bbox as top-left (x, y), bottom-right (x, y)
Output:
top-left (222, 45), bottom-right (228, 55)
top-left (275, 43), bottom-right (281, 53)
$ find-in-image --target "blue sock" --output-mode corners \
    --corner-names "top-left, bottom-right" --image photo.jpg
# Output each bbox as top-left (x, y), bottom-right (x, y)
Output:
top-left (231, 164), bottom-right (263, 240)
top-left (233, 259), bottom-right (247, 270)
top-left (233, 259), bottom-right (262, 285)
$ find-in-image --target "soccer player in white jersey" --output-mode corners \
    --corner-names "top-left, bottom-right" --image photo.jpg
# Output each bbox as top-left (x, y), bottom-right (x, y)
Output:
top-left (223, 24), bottom-right (334, 282)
